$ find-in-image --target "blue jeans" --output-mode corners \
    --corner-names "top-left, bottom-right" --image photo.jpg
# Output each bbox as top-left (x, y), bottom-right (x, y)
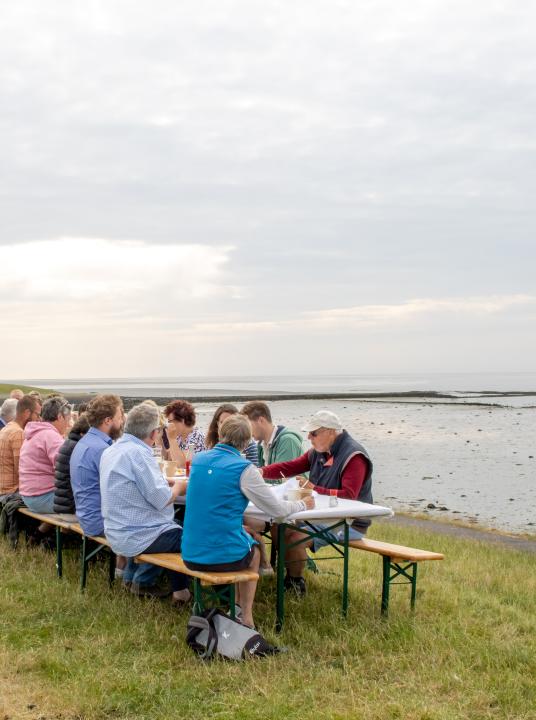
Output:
top-left (305, 522), bottom-right (364, 552)
top-left (125, 528), bottom-right (190, 592)
top-left (21, 491), bottom-right (55, 514)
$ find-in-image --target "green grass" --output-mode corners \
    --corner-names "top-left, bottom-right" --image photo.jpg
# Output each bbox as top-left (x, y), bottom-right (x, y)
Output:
top-left (0, 382), bottom-right (55, 397)
top-left (1, 523), bottom-right (535, 720)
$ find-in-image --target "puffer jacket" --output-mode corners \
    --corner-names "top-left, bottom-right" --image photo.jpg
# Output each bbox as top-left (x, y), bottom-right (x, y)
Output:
top-left (53, 428), bottom-right (84, 514)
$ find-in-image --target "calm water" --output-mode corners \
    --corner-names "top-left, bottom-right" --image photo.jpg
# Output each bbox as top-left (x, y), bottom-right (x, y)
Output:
top-left (17, 372), bottom-right (536, 407)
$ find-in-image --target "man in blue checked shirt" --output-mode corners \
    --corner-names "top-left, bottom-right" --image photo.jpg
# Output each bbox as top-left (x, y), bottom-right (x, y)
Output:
top-left (100, 402), bottom-right (190, 603)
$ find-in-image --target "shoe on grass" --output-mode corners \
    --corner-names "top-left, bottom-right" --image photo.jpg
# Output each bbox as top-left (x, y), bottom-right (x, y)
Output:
top-left (130, 582), bottom-right (171, 598)
top-left (284, 575), bottom-right (307, 596)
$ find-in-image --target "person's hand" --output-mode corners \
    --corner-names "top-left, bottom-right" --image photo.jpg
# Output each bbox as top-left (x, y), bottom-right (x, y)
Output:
top-left (171, 479), bottom-right (188, 498)
top-left (165, 419), bottom-right (179, 441)
top-left (297, 476), bottom-right (314, 490)
top-left (302, 495), bottom-right (315, 510)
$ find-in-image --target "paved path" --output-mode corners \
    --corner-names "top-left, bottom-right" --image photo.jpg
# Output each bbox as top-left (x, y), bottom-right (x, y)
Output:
top-left (380, 514), bottom-right (536, 554)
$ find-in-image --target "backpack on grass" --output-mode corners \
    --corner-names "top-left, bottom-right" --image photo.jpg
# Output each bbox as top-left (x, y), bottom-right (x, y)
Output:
top-left (186, 608), bottom-right (280, 661)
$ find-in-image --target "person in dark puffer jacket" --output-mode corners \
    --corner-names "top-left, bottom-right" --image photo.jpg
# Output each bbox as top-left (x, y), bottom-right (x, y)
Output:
top-left (53, 414), bottom-right (90, 514)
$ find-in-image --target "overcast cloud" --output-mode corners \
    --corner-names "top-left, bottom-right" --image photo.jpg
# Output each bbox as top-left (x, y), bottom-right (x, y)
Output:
top-left (1, 1), bottom-right (535, 378)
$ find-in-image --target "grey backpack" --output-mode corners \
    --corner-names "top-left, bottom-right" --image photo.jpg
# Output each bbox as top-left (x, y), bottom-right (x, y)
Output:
top-left (186, 609), bottom-right (280, 661)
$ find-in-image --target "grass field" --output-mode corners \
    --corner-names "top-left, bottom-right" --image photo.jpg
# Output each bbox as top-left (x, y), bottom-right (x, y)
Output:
top-left (0, 383), bottom-right (55, 397)
top-left (1, 521), bottom-right (535, 720)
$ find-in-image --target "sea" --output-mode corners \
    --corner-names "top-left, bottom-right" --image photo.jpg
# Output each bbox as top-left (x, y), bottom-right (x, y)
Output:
top-left (18, 371), bottom-right (536, 407)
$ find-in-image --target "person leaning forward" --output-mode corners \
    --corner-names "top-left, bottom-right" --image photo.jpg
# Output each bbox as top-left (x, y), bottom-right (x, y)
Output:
top-left (260, 410), bottom-right (373, 596)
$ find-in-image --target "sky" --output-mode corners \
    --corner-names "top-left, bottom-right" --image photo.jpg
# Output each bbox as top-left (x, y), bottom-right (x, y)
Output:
top-left (1, 0), bottom-right (535, 379)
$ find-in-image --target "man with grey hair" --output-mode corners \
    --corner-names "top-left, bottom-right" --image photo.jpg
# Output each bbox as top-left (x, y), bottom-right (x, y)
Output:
top-left (0, 399), bottom-right (18, 430)
top-left (100, 402), bottom-right (190, 602)
top-left (261, 410), bottom-right (374, 596)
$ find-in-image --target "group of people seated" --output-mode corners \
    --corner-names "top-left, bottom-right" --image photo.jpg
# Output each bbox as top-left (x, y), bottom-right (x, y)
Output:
top-left (0, 389), bottom-right (373, 629)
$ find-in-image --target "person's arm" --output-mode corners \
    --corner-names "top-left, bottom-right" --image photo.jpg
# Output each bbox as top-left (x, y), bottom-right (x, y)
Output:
top-left (12, 432), bottom-right (23, 486)
top-left (133, 452), bottom-right (173, 510)
top-left (45, 433), bottom-right (64, 468)
top-left (243, 440), bottom-right (259, 466)
top-left (240, 465), bottom-right (308, 521)
top-left (313, 454), bottom-right (368, 499)
top-left (261, 452), bottom-right (311, 480)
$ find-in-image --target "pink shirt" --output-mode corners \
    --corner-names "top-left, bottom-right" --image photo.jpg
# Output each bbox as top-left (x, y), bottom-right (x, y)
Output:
top-left (18, 422), bottom-right (64, 497)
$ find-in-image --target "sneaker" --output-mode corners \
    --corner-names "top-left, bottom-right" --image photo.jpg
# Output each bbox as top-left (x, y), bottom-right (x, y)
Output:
top-left (284, 575), bottom-right (307, 596)
top-left (130, 582), bottom-right (172, 598)
top-left (259, 565), bottom-right (275, 577)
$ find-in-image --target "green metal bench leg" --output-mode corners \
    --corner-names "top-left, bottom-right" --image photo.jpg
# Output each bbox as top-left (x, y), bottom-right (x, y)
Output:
top-left (192, 578), bottom-right (203, 614)
top-left (410, 562), bottom-right (418, 610)
top-left (55, 526), bottom-right (63, 578)
top-left (80, 536), bottom-right (88, 591)
top-left (381, 555), bottom-right (391, 616)
top-left (108, 551), bottom-right (116, 587)
top-left (229, 584), bottom-right (236, 620)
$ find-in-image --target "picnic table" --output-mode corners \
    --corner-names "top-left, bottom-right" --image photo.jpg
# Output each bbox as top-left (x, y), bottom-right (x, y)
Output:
top-left (244, 484), bottom-right (393, 630)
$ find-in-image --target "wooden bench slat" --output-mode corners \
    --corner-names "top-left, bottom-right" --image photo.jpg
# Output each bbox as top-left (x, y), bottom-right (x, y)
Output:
top-left (18, 508), bottom-right (78, 531)
top-left (350, 538), bottom-right (444, 562)
top-left (136, 552), bottom-right (259, 586)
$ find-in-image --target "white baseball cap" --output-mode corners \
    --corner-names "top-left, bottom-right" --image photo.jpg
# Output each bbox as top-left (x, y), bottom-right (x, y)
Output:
top-left (301, 410), bottom-right (343, 433)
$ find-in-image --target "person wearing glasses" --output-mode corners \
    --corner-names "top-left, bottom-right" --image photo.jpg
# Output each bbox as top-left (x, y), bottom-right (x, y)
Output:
top-left (18, 396), bottom-right (73, 513)
top-left (0, 395), bottom-right (42, 502)
top-left (260, 410), bottom-right (374, 596)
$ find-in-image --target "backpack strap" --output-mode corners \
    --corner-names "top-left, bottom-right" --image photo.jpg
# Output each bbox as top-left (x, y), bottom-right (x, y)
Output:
top-left (186, 615), bottom-right (218, 660)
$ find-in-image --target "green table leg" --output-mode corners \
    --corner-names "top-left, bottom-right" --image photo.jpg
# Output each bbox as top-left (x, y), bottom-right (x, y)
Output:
top-left (56, 526), bottom-right (63, 578)
top-left (276, 522), bottom-right (287, 632)
top-left (342, 522), bottom-right (349, 617)
top-left (229, 583), bottom-right (236, 619)
top-left (381, 555), bottom-right (391, 616)
top-left (410, 562), bottom-right (418, 610)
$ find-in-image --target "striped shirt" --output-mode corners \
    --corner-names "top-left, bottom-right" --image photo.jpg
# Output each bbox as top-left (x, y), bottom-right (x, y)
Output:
top-left (99, 433), bottom-right (176, 557)
top-left (0, 421), bottom-right (24, 495)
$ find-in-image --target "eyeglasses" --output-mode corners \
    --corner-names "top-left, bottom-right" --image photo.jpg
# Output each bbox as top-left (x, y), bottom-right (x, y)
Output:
top-left (309, 428), bottom-right (326, 438)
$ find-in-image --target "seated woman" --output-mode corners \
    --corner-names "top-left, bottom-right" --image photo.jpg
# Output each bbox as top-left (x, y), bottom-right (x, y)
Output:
top-left (19, 396), bottom-right (72, 513)
top-left (206, 404), bottom-right (274, 574)
top-left (181, 414), bottom-right (314, 629)
top-left (163, 400), bottom-right (206, 467)
top-left (206, 403), bottom-right (258, 465)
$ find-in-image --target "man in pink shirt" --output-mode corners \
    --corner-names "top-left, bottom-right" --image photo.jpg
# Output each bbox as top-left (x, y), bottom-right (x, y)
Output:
top-left (19, 396), bottom-right (72, 513)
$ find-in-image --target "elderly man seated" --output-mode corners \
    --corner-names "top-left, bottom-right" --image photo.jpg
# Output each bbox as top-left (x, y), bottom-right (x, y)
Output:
top-left (100, 402), bottom-right (190, 603)
top-left (261, 410), bottom-right (374, 596)
top-left (0, 395), bottom-right (42, 501)
top-left (0, 399), bottom-right (18, 430)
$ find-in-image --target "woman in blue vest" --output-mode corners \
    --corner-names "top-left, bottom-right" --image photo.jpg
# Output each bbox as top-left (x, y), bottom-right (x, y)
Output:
top-left (182, 414), bottom-right (313, 629)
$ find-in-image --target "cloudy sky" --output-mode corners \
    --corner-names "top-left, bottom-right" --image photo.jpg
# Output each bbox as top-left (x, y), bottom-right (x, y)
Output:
top-left (1, 0), bottom-right (535, 379)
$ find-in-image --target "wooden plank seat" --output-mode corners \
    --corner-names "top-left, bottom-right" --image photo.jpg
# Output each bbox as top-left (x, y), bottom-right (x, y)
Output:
top-left (17, 508), bottom-right (115, 590)
top-left (349, 537), bottom-right (444, 615)
top-left (136, 552), bottom-right (259, 617)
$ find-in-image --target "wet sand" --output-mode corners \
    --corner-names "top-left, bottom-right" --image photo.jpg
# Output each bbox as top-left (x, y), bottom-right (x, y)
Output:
top-left (191, 398), bottom-right (536, 536)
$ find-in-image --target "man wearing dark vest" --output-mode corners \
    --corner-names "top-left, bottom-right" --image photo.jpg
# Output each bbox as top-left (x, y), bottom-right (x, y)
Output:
top-left (261, 410), bottom-right (373, 595)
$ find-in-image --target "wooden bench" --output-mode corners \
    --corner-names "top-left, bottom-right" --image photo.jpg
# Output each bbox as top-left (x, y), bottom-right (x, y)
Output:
top-left (136, 552), bottom-right (259, 617)
top-left (349, 538), bottom-right (444, 615)
top-left (17, 508), bottom-right (115, 590)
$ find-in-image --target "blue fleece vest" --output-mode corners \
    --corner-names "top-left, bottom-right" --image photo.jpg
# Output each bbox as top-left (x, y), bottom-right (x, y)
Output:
top-left (181, 444), bottom-right (253, 565)
top-left (309, 430), bottom-right (374, 532)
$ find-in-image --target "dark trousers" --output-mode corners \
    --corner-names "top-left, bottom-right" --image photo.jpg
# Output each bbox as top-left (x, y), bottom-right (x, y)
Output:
top-left (143, 528), bottom-right (190, 592)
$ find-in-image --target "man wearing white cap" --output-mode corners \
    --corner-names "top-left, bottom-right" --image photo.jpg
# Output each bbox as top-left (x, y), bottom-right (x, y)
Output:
top-left (261, 410), bottom-right (373, 595)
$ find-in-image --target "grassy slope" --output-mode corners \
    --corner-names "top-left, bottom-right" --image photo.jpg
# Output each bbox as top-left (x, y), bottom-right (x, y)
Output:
top-left (1, 522), bottom-right (535, 720)
top-left (0, 382), bottom-right (55, 396)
